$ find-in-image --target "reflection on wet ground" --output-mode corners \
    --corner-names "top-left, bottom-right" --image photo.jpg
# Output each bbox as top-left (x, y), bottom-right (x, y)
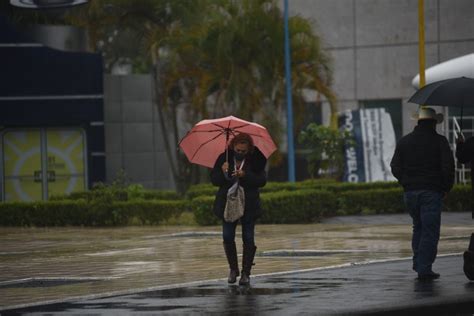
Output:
top-left (0, 212), bottom-right (472, 308)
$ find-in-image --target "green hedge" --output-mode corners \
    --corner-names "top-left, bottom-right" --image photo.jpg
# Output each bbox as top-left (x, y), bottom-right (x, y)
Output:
top-left (186, 186), bottom-right (217, 200)
top-left (323, 181), bottom-right (399, 193)
top-left (337, 188), bottom-right (404, 215)
top-left (192, 195), bottom-right (218, 226)
top-left (191, 184), bottom-right (472, 225)
top-left (192, 189), bottom-right (337, 225)
top-left (51, 189), bottom-right (181, 201)
top-left (0, 200), bottom-right (188, 226)
top-left (260, 190), bottom-right (337, 223)
top-left (445, 185), bottom-right (472, 212)
top-left (185, 180), bottom-right (398, 199)
top-left (3, 182), bottom-right (471, 226)
top-left (185, 179), bottom-right (336, 199)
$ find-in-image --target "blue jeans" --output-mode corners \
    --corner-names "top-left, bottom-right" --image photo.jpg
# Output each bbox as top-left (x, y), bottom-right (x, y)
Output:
top-left (404, 190), bottom-right (443, 275)
top-left (222, 214), bottom-right (255, 246)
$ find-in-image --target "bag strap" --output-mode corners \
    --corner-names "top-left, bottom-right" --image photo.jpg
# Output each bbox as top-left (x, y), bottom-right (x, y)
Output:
top-left (233, 157), bottom-right (245, 185)
top-left (233, 158), bottom-right (245, 172)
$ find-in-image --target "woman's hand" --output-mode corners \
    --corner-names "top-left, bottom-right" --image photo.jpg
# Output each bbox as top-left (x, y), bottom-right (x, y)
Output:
top-left (221, 162), bottom-right (229, 173)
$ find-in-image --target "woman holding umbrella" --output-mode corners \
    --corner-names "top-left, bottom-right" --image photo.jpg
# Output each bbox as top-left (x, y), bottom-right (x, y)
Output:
top-left (179, 115), bottom-right (276, 285)
top-left (210, 132), bottom-right (267, 286)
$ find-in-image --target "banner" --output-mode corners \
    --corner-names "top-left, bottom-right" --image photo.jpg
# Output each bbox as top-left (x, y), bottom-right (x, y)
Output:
top-left (339, 108), bottom-right (396, 182)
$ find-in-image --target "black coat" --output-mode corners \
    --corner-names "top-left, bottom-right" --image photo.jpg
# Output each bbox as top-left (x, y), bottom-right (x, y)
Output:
top-left (456, 137), bottom-right (474, 218)
top-left (210, 148), bottom-right (267, 220)
top-left (390, 122), bottom-right (454, 193)
top-left (456, 137), bottom-right (474, 184)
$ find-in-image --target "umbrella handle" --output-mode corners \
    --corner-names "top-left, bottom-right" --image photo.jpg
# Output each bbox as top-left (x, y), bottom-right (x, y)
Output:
top-left (225, 129), bottom-right (230, 164)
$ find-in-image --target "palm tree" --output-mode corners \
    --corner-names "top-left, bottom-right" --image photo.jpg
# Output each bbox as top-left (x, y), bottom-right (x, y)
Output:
top-left (195, 0), bottom-right (336, 166)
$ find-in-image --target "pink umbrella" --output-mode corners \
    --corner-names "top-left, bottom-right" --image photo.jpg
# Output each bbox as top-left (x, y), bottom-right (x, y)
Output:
top-left (179, 115), bottom-right (277, 168)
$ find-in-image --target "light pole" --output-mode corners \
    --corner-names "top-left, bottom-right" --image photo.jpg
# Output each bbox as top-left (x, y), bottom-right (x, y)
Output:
top-left (418, 0), bottom-right (426, 88)
top-left (284, 0), bottom-right (296, 182)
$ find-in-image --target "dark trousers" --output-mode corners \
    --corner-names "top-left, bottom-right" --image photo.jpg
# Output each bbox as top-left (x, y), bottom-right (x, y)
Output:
top-left (222, 214), bottom-right (255, 246)
top-left (404, 190), bottom-right (443, 275)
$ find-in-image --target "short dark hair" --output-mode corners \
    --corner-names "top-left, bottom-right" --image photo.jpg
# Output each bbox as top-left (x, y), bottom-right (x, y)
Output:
top-left (229, 133), bottom-right (254, 153)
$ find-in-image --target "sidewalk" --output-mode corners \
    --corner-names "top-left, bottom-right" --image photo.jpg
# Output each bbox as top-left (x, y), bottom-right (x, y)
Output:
top-left (0, 212), bottom-right (473, 315)
top-left (2, 254), bottom-right (474, 315)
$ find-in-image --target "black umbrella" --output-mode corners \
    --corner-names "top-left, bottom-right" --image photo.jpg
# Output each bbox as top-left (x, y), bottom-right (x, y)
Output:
top-left (408, 77), bottom-right (474, 130)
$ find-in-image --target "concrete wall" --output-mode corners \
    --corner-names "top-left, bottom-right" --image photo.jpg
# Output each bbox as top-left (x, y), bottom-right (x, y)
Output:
top-left (288, 0), bottom-right (474, 136)
top-left (103, 74), bottom-right (175, 190)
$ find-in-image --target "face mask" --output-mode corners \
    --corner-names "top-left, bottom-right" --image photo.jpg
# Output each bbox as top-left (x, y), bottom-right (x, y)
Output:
top-left (234, 152), bottom-right (246, 161)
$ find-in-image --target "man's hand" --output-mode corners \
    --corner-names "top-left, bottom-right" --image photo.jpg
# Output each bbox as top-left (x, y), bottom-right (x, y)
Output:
top-left (221, 162), bottom-right (229, 173)
top-left (457, 135), bottom-right (465, 144)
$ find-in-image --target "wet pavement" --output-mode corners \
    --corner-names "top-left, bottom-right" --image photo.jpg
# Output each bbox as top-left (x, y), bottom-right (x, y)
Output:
top-left (2, 255), bottom-right (474, 315)
top-left (0, 212), bottom-right (473, 314)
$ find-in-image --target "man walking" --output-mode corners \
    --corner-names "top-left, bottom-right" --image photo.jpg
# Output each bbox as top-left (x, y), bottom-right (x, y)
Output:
top-left (390, 107), bottom-right (454, 280)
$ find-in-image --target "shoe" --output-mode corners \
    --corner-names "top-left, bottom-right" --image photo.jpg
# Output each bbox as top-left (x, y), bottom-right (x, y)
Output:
top-left (228, 269), bottom-right (239, 284)
top-left (417, 271), bottom-right (440, 280)
top-left (239, 244), bottom-right (257, 286)
top-left (463, 250), bottom-right (474, 281)
top-left (223, 242), bottom-right (239, 284)
top-left (239, 272), bottom-right (250, 286)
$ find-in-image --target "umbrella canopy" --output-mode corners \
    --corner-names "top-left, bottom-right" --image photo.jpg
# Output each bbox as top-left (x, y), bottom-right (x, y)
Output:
top-left (179, 115), bottom-right (277, 168)
top-left (408, 76), bottom-right (474, 107)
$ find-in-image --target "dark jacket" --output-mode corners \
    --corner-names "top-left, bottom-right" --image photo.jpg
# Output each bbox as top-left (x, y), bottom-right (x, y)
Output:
top-left (455, 137), bottom-right (474, 218)
top-left (390, 121), bottom-right (455, 193)
top-left (210, 148), bottom-right (267, 220)
top-left (456, 137), bottom-right (474, 184)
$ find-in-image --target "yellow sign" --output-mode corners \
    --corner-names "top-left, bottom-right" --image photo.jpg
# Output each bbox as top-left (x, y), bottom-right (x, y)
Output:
top-left (46, 129), bottom-right (85, 198)
top-left (2, 128), bottom-right (87, 201)
top-left (3, 130), bottom-right (43, 201)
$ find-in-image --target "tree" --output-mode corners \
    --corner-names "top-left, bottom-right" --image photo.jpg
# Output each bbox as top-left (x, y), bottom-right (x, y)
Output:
top-left (194, 0), bottom-right (336, 167)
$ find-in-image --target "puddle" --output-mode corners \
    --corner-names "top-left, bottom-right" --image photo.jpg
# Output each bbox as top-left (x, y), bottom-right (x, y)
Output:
top-left (0, 278), bottom-right (104, 289)
top-left (6, 302), bottom-right (189, 314)
top-left (135, 286), bottom-right (312, 298)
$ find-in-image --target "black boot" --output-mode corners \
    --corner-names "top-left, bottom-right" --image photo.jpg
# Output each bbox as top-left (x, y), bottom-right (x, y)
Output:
top-left (464, 233), bottom-right (474, 281)
top-left (223, 242), bottom-right (239, 284)
top-left (239, 244), bottom-right (257, 286)
top-left (469, 233), bottom-right (474, 251)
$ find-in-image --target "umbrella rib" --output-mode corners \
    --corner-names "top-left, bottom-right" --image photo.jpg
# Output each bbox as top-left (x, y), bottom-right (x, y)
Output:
top-left (232, 123), bottom-right (251, 130)
top-left (212, 123), bottom-right (227, 129)
top-left (188, 129), bottom-right (225, 133)
top-left (190, 130), bottom-right (226, 161)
